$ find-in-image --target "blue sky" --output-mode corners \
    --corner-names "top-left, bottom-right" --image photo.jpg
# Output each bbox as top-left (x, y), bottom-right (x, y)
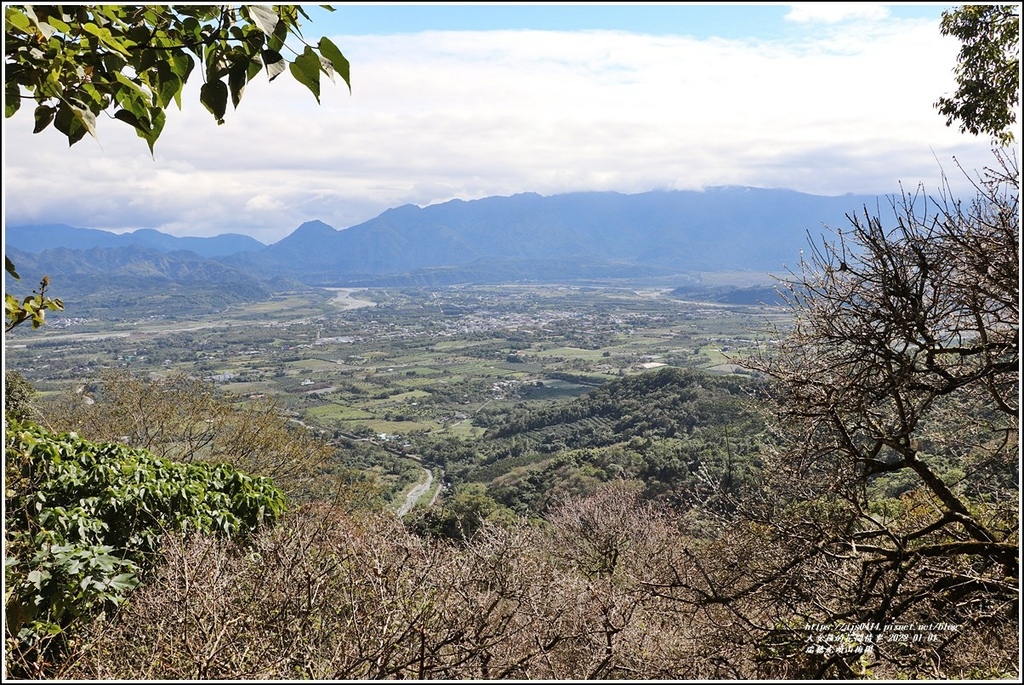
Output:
top-left (314, 3), bottom-right (952, 39)
top-left (3, 3), bottom-right (1003, 243)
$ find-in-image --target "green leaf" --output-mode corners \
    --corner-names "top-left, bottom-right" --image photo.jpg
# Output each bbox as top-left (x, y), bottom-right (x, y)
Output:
top-left (74, 105), bottom-right (97, 139)
top-left (261, 49), bottom-right (286, 82)
top-left (107, 572), bottom-right (139, 593)
top-left (114, 108), bottom-right (143, 131)
top-left (204, 48), bottom-right (232, 82)
top-left (81, 22), bottom-right (132, 57)
top-left (138, 47), bottom-right (158, 73)
top-left (246, 56), bottom-right (263, 82)
top-left (45, 15), bottom-right (71, 33)
top-left (80, 83), bottom-right (107, 107)
top-left (200, 80), bottom-right (228, 124)
top-left (156, 73), bottom-right (182, 110)
top-left (289, 47), bottom-right (321, 104)
top-left (145, 109), bottom-right (166, 153)
top-left (168, 54), bottom-right (194, 109)
top-left (318, 37), bottom-right (351, 92)
top-left (113, 72), bottom-right (152, 107)
top-left (32, 105), bottom-right (56, 134)
top-left (245, 5), bottom-right (280, 36)
top-left (27, 569), bottom-right (51, 590)
top-left (228, 61), bottom-right (248, 108)
top-left (168, 50), bottom-right (195, 82)
top-left (6, 80), bottom-right (22, 118)
top-left (6, 7), bottom-right (30, 31)
top-left (53, 102), bottom-right (89, 145)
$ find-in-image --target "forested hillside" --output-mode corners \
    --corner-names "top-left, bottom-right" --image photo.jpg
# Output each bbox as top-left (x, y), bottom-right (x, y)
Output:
top-left (4, 3), bottom-right (1017, 681)
top-left (5, 245), bottom-right (276, 318)
top-left (410, 368), bottom-right (769, 519)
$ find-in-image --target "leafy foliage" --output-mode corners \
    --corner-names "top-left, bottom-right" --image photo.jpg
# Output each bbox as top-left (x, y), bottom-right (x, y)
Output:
top-left (4, 257), bottom-right (63, 333)
top-left (3, 417), bottom-right (286, 677)
top-left (45, 371), bottom-right (335, 501)
top-left (4, 370), bottom-right (36, 421)
top-left (4, 4), bottom-right (350, 150)
top-left (935, 4), bottom-right (1020, 144)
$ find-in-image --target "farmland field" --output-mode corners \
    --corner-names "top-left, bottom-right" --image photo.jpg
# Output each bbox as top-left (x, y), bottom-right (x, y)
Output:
top-left (5, 284), bottom-right (788, 507)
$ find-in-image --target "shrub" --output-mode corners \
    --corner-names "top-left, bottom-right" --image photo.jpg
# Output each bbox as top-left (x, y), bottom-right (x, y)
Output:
top-left (3, 418), bottom-right (286, 678)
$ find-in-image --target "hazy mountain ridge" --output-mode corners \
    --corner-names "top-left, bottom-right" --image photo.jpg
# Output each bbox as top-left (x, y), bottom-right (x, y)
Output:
top-left (4, 245), bottom-right (273, 319)
top-left (8, 187), bottom-right (889, 286)
top-left (5, 223), bottom-right (265, 258)
top-left (230, 187), bottom-right (887, 283)
top-left (6, 245), bottom-right (260, 283)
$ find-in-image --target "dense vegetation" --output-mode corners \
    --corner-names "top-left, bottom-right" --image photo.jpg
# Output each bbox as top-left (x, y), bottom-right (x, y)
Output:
top-left (4, 418), bottom-right (286, 677)
top-left (3, 3), bottom-right (1018, 680)
top-left (409, 367), bottom-right (769, 522)
top-left (4, 157), bottom-right (1018, 675)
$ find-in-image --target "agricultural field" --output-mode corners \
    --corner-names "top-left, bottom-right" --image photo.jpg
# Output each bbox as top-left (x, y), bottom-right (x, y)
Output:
top-left (5, 284), bottom-right (789, 507)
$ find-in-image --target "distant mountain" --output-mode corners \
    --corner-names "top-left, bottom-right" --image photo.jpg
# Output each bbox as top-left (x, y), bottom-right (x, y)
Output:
top-left (5, 224), bottom-right (265, 258)
top-left (7, 187), bottom-right (890, 288)
top-left (4, 245), bottom-right (272, 320)
top-left (224, 187), bottom-right (884, 284)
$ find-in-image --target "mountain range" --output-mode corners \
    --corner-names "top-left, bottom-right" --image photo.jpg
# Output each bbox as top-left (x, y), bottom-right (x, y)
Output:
top-left (6, 187), bottom-right (888, 292)
top-left (5, 224), bottom-right (264, 258)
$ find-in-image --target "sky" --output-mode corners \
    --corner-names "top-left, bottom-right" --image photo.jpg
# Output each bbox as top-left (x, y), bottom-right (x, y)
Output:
top-left (2, 2), bottom-right (1010, 245)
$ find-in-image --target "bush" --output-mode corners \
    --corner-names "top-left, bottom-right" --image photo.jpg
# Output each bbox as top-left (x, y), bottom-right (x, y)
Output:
top-left (3, 418), bottom-right (286, 678)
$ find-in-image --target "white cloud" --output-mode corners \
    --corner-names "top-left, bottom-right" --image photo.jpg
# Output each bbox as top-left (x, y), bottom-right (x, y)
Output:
top-left (245, 194), bottom-right (286, 213)
top-left (3, 17), bottom-right (995, 241)
top-left (785, 3), bottom-right (890, 24)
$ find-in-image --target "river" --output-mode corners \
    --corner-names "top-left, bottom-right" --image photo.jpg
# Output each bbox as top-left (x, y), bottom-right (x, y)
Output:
top-left (325, 288), bottom-right (375, 310)
top-left (398, 467), bottom-right (434, 516)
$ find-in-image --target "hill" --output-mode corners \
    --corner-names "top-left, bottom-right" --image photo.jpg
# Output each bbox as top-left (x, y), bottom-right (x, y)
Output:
top-left (413, 367), bottom-right (770, 515)
top-left (4, 245), bottom-right (274, 319)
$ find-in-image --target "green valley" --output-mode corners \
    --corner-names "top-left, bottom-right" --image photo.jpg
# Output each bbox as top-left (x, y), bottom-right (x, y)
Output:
top-left (5, 283), bottom-right (784, 511)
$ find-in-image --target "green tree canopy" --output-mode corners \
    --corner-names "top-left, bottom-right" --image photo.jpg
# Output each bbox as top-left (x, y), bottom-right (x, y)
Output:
top-left (3, 5), bottom-right (350, 332)
top-left (4, 4), bottom-right (350, 151)
top-left (935, 4), bottom-right (1020, 144)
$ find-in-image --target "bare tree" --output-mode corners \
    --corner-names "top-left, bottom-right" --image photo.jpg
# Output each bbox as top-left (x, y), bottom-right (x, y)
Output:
top-left (56, 486), bottom-right (725, 680)
top-left (733, 151), bottom-right (1019, 677)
